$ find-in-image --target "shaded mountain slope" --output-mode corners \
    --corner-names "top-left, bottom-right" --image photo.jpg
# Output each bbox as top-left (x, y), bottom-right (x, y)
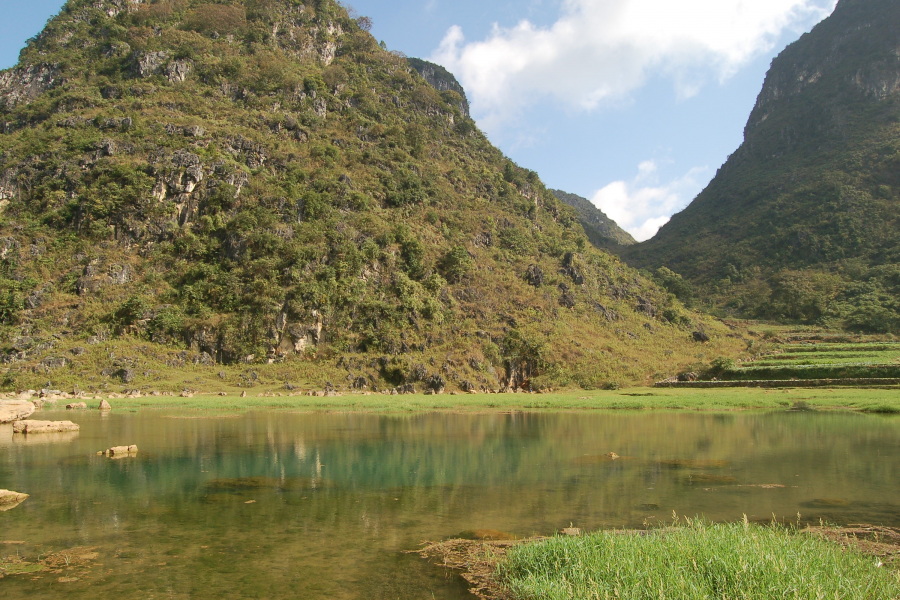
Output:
top-left (551, 189), bottom-right (636, 249)
top-left (0, 0), bottom-right (739, 392)
top-left (624, 0), bottom-right (900, 332)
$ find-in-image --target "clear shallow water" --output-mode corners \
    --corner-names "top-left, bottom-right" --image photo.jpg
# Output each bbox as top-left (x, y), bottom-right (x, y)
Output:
top-left (1, 409), bottom-right (900, 598)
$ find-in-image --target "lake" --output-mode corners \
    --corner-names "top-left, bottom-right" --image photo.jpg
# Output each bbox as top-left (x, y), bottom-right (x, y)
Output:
top-left (2, 409), bottom-right (899, 598)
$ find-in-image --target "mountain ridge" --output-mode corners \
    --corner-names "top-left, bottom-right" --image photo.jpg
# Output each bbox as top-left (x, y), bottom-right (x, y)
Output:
top-left (623, 0), bottom-right (900, 332)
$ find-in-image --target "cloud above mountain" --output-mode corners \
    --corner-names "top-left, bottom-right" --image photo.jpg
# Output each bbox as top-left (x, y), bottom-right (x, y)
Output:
top-left (432, 0), bottom-right (836, 124)
top-left (591, 161), bottom-right (709, 242)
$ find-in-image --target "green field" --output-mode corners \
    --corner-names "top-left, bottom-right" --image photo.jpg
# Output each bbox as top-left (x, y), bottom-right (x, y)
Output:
top-left (60, 387), bottom-right (900, 414)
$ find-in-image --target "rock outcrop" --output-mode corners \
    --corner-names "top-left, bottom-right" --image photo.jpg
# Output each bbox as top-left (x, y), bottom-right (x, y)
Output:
top-left (13, 420), bottom-right (80, 434)
top-left (0, 400), bottom-right (35, 423)
top-left (407, 58), bottom-right (470, 117)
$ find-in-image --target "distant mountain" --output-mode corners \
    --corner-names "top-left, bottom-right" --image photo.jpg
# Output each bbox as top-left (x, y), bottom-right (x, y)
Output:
top-left (551, 190), bottom-right (636, 249)
top-left (0, 0), bottom-right (734, 392)
top-left (623, 0), bottom-right (900, 333)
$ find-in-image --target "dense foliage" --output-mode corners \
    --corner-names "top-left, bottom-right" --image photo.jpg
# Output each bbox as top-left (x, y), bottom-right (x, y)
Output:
top-left (624, 0), bottom-right (900, 334)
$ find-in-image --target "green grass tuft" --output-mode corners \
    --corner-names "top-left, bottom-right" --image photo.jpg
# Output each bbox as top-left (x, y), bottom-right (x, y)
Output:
top-left (498, 520), bottom-right (900, 600)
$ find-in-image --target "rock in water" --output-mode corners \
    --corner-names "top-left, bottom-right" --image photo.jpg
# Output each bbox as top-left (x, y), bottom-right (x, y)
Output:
top-left (102, 445), bottom-right (138, 458)
top-left (0, 400), bottom-right (35, 423)
top-left (12, 420), bottom-right (80, 434)
top-left (99, 399), bottom-right (112, 410)
top-left (0, 489), bottom-right (29, 511)
top-left (66, 402), bottom-right (88, 410)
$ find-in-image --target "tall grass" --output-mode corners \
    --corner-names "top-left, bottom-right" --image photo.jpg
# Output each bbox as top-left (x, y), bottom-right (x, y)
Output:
top-left (498, 519), bottom-right (900, 600)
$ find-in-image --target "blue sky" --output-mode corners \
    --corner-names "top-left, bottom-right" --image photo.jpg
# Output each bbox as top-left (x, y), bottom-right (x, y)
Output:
top-left (0, 0), bottom-right (837, 240)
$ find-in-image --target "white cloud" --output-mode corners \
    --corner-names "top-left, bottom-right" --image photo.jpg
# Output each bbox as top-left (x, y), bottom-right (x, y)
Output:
top-left (591, 161), bottom-right (708, 242)
top-left (432, 0), bottom-right (836, 123)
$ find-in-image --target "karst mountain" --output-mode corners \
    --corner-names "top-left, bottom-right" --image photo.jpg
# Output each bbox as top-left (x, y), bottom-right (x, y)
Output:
top-left (624, 0), bottom-right (900, 332)
top-left (0, 0), bottom-right (730, 392)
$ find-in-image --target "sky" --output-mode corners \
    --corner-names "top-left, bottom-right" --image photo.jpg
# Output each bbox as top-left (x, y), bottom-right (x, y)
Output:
top-left (0, 0), bottom-right (838, 241)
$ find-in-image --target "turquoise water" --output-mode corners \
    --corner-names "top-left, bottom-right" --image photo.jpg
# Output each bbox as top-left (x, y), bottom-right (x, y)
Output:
top-left (1, 409), bottom-right (899, 597)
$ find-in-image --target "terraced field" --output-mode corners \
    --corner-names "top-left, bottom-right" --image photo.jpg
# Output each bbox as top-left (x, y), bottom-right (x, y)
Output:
top-left (660, 331), bottom-right (900, 388)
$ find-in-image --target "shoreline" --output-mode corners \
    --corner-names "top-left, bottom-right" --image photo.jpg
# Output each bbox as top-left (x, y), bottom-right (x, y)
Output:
top-left (7, 387), bottom-right (900, 414)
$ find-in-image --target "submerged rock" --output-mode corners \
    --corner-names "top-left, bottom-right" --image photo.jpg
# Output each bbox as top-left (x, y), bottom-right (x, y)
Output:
top-left (0, 400), bottom-right (35, 423)
top-left (0, 489), bottom-right (29, 511)
top-left (100, 445), bottom-right (138, 458)
top-left (13, 420), bottom-right (80, 434)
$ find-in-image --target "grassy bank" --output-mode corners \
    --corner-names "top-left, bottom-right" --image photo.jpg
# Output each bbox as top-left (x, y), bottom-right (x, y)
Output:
top-left (494, 520), bottom-right (900, 600)
top-left (44, 387), bottom-right (900, 413)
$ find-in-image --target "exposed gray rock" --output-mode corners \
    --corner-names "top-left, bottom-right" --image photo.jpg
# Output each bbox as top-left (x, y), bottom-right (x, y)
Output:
top-left (0, 64), bottom-right (60, 109)
top-left (407, 58), bottom-right (470, 117)
top-left (636, 296), bottom-right (656, 317)
top-left (134, 51), bottom-right (169, 78)
top-left (561, 252), bottom-right (586, 285)
top-left (426, 374), bottom-right (446, 394)
top-left (166, 59), bottom-right (193, 83)
top-left (525, 264), bottom-right (544, 287)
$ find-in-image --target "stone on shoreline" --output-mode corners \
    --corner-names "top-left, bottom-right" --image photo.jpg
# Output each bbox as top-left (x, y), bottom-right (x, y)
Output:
top-left (13, 420), bottom-right (80, 434)
top-left (66, 402), bottom-right (88, 410)
top-left (99, 399), bottom-right (112, 410)
top-left (0, 400), bottom-right (35, 423)
top-left (0, 489), bottom-right (29, 511)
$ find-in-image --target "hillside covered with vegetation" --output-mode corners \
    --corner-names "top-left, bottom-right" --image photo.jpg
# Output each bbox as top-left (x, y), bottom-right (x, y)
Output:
top-left (0, 0), bottom-right (738, 393)
top-left (551, 189), bottom-right (636, 250)
top-left (623, 0), bottom-right (900, 334)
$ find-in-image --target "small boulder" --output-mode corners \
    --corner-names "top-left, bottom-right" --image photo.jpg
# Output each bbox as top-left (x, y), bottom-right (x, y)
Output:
top-left (99, 399), bottom-right (112, 411)
top-left (13, 420), bottom-right (80, 434)
top-left (0, 400), bottom-right (35, 423)
top-left (692, 331), bottom-right (710, 343)
top-left (0, 489), bottom-right (29, 511)
top-left (66, 402), bottom-right (88, 410)
top-left (101, 445), bottom-right (138, 458)
top-left (240, 391), bottom-right (247, 398)
top-left (524, 264), bottom-right (544, 287)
